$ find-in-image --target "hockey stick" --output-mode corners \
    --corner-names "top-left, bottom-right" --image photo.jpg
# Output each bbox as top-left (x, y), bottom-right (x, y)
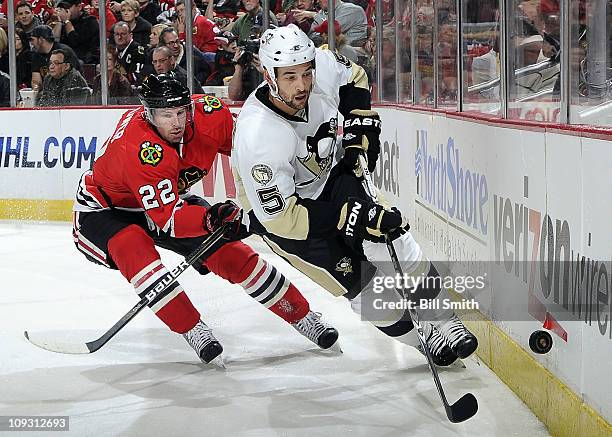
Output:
top-left (24, 223), bottom-right (231, 355)
top-left (358, 154), bottom-right (478, 423)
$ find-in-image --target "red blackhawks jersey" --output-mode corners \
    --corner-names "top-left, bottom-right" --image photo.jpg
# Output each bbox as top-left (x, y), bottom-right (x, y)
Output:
top-left (2, 0), bottom-right (55, 18)
top-left (74, 94), bottom-right (233, 238)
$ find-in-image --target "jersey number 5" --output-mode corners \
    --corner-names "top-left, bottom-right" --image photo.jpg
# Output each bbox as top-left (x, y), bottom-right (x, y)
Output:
top-left (257, 186), bottom-right (285, 215)
top-left (139, 179), bottom-right (176, 210)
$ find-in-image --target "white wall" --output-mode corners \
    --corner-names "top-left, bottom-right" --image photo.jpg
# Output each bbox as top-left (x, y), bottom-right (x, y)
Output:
top-left (0, 106), bottom-right (610, 422)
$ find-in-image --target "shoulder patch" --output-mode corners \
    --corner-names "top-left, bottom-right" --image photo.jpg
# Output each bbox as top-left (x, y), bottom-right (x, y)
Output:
top-left (137, 46), bottom-right (145, 55)
top-left (197, 94), bottom-right (224, 113)
top-left (251, 164), bottom-right (273, 186)
top-left (139, 141), bottom-right (163, 166)
top-left (331, 51), bottom-right (351, 68)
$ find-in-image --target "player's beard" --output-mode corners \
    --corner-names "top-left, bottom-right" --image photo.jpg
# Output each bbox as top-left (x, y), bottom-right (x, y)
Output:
top-left (283, 88), bottom-right (310, 111)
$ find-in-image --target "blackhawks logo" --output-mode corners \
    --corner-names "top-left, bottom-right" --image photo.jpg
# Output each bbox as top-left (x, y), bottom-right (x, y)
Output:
top-left (198, 95), bottom-right (223, 113)
top-left (139, 141), bottom-right (163, 166)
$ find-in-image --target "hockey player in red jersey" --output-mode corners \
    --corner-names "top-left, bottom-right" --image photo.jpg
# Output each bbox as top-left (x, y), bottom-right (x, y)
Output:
top-left (72, 73), bottom-right (338, 364)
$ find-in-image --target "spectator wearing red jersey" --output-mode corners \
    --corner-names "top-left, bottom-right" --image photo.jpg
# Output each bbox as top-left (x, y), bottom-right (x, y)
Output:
top-left (1, 0), bottom-right (55, 24)
top-left (173, 0), bottom-right (220, 61)
top-left (15, 1), bottom-right (43, 38)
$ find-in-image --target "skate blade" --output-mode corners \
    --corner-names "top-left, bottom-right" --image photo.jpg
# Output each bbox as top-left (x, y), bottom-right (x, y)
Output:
top-left (319, 340), bottom-right (343, 355)
top-left (205, 355), bottom-right (226, 369)
top-left (448, 358), bottom-right (466, 369)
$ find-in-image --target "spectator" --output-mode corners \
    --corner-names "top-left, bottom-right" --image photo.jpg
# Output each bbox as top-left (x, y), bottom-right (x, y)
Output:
top-left (138, 0), bottom-right (161, 25)
top-left (515, 34), bottom-right (560, 98)
top-left (152, 45), bottom-right (204, 92)
top-left (310, 0), bottom-right (367, 47)
top-left (277, 0), bottom-right (315, 34)
top-left (150, 23), bottom-right (170, 47)
top-left (141, 23), bottom-right (170, 76)
top-left (471, 38), bottom-right (499, 99)
top-left (173, 0), bottom-right (220, 59)
top-left (15, 1), bottom-right (42, 38)
top-left (84, 0), bottom-right (117, 38)
top-left (231, 0), bottom-right (277, 43)
top-left (313, 19), bottom-right (358, 62)
top-left (15, 29), bottom-right (34, 88)
top-left (1, 0), bottom-right (55, 27)
top-left (92, 46), bottom-right (134, 103)
top-left (158, 27), bottom-right (210, 84)
top-left (37, 48), bottom-right (89, 105)
top-left (0, 70), bottom-right (10, 106)
top-left (205, 30), bottom-right (237, 85)
top-left (56, 0), bottom-right (101, 64)
top-left (0, 27), bottom-right (6, 72)
top-left (120, 0), bottom-right (151, 46)
top-left (29, 24), bottom-right (80, 91)
top-left (227, 42), bottom-right (263, 100)
top-left (213, 0), bottom-right (241, 18)
top-left (112, 21), bottom-right (146, 83)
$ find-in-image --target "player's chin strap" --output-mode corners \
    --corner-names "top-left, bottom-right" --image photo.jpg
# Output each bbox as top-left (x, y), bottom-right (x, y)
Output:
top-left (357, 153), bottom-right (478, 424)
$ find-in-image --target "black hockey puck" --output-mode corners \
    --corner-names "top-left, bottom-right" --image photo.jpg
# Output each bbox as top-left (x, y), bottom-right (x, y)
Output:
top-left (529, 330), bottom-right (553, 354)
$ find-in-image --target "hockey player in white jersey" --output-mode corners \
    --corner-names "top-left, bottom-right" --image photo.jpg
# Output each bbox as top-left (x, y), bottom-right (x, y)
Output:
top-left (232, 24), bottom-right (478, 366)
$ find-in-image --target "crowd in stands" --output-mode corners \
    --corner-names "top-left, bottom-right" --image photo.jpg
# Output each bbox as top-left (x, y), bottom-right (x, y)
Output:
top-left (2, 0), bottom-right (597, 108)
top-left (0, 0), bottom-right (378, 106)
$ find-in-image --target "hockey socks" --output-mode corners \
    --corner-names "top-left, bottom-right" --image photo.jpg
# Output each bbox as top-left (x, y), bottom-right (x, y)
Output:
top-left (108, 225), bottom-right (200, 334)
top-left (204, 241), bottom-right (310, 324)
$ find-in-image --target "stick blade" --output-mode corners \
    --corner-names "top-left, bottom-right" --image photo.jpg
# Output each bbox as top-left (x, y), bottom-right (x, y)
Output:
top-left (24, 330), bottom-right (93, 354)
top-left (446, 393), bottom-right (478, 423)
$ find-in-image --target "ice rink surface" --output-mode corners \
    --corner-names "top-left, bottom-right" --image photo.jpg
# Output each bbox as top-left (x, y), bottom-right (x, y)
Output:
top-left (0, 222), bottom-right (550, 437)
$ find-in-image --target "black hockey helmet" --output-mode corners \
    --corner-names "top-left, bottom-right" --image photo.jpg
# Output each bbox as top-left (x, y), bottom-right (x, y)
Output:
top-left (138, 73), bottom-right (191, 109)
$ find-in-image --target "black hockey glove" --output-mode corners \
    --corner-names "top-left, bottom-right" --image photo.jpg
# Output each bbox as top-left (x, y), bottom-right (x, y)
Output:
top-left (341, 109), bottom-right (382, 176)
top-left (204, 200), bottom-right (243, 239)
top-left (337, 197), bottom-right (408, 248)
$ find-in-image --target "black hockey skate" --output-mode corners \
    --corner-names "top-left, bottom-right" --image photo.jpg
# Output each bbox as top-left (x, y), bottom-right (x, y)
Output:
top-left (292, 311), bottom-right (339, 349)
top-left (183, 320), bottom-right (224, 364)
top-left (418, 322), bottom-right (458, 367)
top-left (437, 315), bottom-right (478, 359)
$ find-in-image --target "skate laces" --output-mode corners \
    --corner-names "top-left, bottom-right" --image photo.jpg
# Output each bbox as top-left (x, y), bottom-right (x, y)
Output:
top-left (183, 320), bottom-right (216, 353)
top-left (292, 311), bottom-right (329, 343)
top-left (424, 324), bottom-right (449, 355)
top-left (439, 315), bottom-right (470, 344)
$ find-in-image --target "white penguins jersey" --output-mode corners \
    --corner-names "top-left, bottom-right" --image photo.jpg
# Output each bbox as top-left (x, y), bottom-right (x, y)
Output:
top-left (232, 48), bottom-right (369, 240)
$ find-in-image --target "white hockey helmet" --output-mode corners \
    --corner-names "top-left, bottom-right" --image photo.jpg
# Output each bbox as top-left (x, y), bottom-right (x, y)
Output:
top-left (259, 24), bottom-right (316, 94)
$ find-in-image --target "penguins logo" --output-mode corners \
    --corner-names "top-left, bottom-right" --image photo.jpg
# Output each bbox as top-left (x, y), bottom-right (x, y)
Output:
top-left (139, 142), bottom-right (163, 166)
top-left (297, 118), bottom-right (337, 183)
top-left (335, 257), bottom-right (353, 276)
top-left (251, 164), bottom-right (273, 186)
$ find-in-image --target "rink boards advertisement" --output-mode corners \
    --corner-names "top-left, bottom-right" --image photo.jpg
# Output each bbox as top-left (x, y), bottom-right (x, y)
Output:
top-left (373, 107), bottom-right (612, 428)
top-left (0, 106), bottom-right (610, 430)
